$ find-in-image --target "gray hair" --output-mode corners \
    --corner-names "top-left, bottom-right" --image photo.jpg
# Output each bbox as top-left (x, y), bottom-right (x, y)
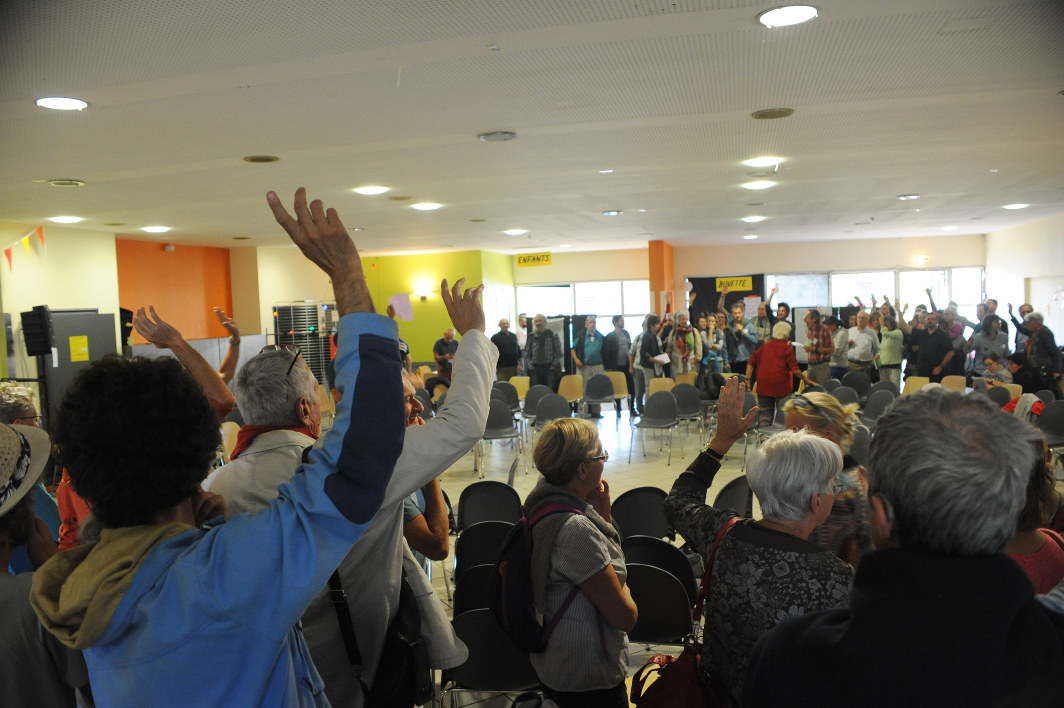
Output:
top-left (1025, 312), bottom-right (1044, 325)
top-left (868, 388), bottom-right (1038, 555)
top-left (235, 350), bottom-right (318, 427)
top-left (772, 321), bottom-right (792, 340)
top-left (746, 429), bottom-right (843, 522)
top-left (0, 383), bottom-right (36, 423)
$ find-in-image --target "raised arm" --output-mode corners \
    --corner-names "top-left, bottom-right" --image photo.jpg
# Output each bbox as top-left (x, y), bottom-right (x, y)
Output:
top-left (926, 288), bottom-right (939, 313)
top-left (134, 306), bottom-right (236, 419)
top-left (717, 284), bottom-right (729, 315)
top-left (214, 307), bottom-right (241, 384)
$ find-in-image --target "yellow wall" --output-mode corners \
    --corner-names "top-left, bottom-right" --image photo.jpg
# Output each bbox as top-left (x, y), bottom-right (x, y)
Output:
top-left (0, 224), bottom-right (121, 379)
top-left (229, 247), bottom-right (262, 336)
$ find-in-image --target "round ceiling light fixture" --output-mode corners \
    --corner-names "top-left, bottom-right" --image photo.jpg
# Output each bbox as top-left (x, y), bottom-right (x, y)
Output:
top-left (741, 181), bottom-right (776, 190)
top-left (48, 216), bottom-right (83, 224)
top-left (142, 226), bottom-right (171, 233)
top-left (743, 156), bottom-right (783, 168)
top-left (242, 155), bottom-right (279, 163)
top-left (477, 131), bottom-right (517, 142)
top-left (504, 229), bottom-right (528, 236)
top-left (757, 5), bottom-right (819, 28)
top-left (47, 179), bottom-right (86, 188)
top-left (36, 97), bottom-right (88, 110)
top-left (410, 202), bottom-right (442, 211)
top-left (743, 234), bottom-right (760, 240)
top-left (751, 107), bottom-right (794, 120)
top-left (741, 216), bottom-right (767, 223)
top-left (353, 185), bottom-right (389, 195)
top-left (602, 210), bottom-right (623, 216)
top-left (1002, 203), bottom-right (1030, 210)
top-left (896, 194), bottom-right (920, 201)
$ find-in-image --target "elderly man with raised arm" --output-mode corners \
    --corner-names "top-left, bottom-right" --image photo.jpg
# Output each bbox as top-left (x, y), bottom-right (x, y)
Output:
top-left (206, 276), bottom-right (495, 706)
top-left (744, 388), bottom-right (1064, 706)
top-left (31, 188), bottom-right (406, 706)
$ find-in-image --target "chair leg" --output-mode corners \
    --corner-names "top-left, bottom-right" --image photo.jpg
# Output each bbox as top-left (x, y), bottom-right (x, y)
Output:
top-left (667, 428), bottom-right (673, 466)
top-left (628, 427), bottom-right (635, 463)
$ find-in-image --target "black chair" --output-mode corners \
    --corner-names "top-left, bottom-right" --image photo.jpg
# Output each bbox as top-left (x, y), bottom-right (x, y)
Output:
top-left (611, 486), bottom-right (670, 541)
top-left (823, 378), bottom-right (842, 392)
top-left (440, 609), bottom-right (540, 706)
top-left (621, 535), bottom-right (698, 604)
top-left (986, 385), bottom-right (1012, 407)
top-left (713, 475), bottom-right (753, 517)
top-left (583, 373), bottom-right (616, 416)
top-left (1035, 389), bottom-right (1056, 406)
top-left (869, 380), bottom-right (900, 398)
top-left (630, 391), bottom-right (678, 464)
top-left (475, 399), bottom-right (524, 478)
top-left (830, 385), bottom-right (860, 406)
top-left (625, 563), bottom-right (693, 646)
top-left (841, 371), bottom-right (872, 404)
top-left (1036, 400), bottom-right (1064, 450)
top-left (740, 390), bottom-right (762, 471)
top-left (490, 387), bottom-right (509, 405)
top-left (414, 393), bottom-right (433, 419)
top-left (672, 383), bottom-right (704, 440)
top-left (415, 386), bottom-right (431, 402)
top-left (453, 563), bottom-right (497, 615)
top-left (849, 424), bottom-right (872, 467)
top-left (521, 384), bottom-right (552, 434)
top-left (493, 380), bottom-right (522, 415)
top-left (532, 393), bottom-right (572, 443)
top-left (457, 481), bottom-right (521, 531)
top-left (454, 520), bottom-right (513, 577)
top-left (859, 389), bottom-right (896, 426)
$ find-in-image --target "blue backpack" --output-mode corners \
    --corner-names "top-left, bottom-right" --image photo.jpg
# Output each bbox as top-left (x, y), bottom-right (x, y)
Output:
top-left (491, 502), bottom-right (583, 653)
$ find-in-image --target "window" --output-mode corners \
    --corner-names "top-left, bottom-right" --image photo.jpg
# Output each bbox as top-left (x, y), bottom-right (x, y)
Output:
top-left (829, 272), bottom-right (896, 309)
top-left (516, 284), bottom-right (573, 318)
top-left (898, 271), bottom-right (946, 319)
top-left (574, 281), bottom-right (621, 318)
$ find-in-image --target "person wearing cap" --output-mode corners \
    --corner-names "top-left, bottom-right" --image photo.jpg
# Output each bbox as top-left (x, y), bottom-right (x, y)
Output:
top-left (0, 422), bottom-right (92, 707)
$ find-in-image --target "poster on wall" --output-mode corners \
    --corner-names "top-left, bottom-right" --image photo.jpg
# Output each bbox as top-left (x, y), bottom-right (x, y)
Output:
top-left (687, 274), bottom-right (766, 322)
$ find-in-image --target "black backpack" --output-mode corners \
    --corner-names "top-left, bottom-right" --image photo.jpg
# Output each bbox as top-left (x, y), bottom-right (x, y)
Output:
top-left (491, 502), bottom-right (583, 652)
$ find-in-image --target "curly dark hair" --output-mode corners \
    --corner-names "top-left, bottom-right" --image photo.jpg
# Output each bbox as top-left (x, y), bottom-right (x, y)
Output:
top-left (53, 355), bottom-right (221, 528)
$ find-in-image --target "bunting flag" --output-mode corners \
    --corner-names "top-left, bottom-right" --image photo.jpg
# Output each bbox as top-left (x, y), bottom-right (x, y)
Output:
top-left (21, 236), bottom-right (30, 254)
top-left (36, 225), bottom-right (44, 248)
top-left (4, 248), bottom-right (11, 271)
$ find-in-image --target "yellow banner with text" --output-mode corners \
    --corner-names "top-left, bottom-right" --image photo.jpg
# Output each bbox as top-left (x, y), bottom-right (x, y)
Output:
top-left (516, 252), bottom-right (553, 268)
top-left (716, 276), bottom-right (752, 291)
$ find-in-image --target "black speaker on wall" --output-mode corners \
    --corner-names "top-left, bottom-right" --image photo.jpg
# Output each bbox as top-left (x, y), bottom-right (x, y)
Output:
top-left (21, 305), bottom-right (55, 357)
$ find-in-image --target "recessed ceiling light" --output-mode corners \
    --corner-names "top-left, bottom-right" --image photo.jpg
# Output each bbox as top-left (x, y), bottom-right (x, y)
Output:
top-left (559, 244), bottom-right (572, 248)
top-left (743, 157), bottom-right (782, 168)
top-left (477, 131), bottom-right (517, 142)
top-left (602, 210), bottom-right (623, 216)
top-left (751, 107), bottom-right (794, 120)
top-left (389, 195), bottom-right (414, 201)
top-left (103, 222), bottom-right (125, 226)
top-left (232, 236), bottom-right (251, 241)
top-left (353, 185), bottom-right (389, 195)
top-left (469, 218), bottom-right (486, 223)
top-left (896, 194), bottom-right (920, 201)
top-left (47, 179), bottom-right (85, 188)
top-left (743, 234), bottom-right (759, 240)
top-left (504, 229), bottom-right (528, 236)
top-left (741, 216), bottom-right (767, 223)
top-left (637, 209), bottom-right (647, 213)
top-left (747, 202), bottom-right (766, 207)
top-left (741, 181), bottom-right (776, 190)
top-left (639, 233), bottom-right (654, 237)
top-left (352, 227), bottom-right (365, 232)
top-left (410, 202), bottom-right (442, 211)
top-left (757, 5), bottom-right (818, 28)
top-left (242, 155), bottom-right (279, 163)
top-left (48, 216), bottom-right (83, 224)
top-left (941, 226), bottom-right (958, 231)
top-left (1002, 203), bottom-right (1029, 210)
top-left (598, 169), bottom-right (614, 174)
top-left (36, 97), bottom-right (88, 110)
top-left (142, 226), bottom-right (171, 233)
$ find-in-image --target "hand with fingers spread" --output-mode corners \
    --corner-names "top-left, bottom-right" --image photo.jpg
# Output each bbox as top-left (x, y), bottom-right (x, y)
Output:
top-left (214, 307), bottom-right (241, 345)
top-left (707, 377), bottom-right (759, 456)
top-left (266, 188), bottom-right (372, 315)
top-left (134, 305), bottom-right (184, 350)
top-left (441, 278), bottom-right (486, 335)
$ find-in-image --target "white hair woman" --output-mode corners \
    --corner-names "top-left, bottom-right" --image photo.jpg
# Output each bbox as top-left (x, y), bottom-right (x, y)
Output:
top-left (664, 378), bottom-right (852, 705)
top-left (746, 321), bottom-right (817, 425)
top-left (783, 391), bottom-right (872, 566)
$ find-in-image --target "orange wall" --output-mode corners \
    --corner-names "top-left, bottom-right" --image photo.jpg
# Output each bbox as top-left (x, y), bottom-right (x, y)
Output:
top-left (116, 240), bottom-right (233, 344)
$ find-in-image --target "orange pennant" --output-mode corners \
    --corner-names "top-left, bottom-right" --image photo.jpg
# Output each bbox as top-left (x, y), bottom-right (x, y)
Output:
top-left (36, 225), bottom-right (44, 247)
top-left (4, 248), bottom-right (11, 271)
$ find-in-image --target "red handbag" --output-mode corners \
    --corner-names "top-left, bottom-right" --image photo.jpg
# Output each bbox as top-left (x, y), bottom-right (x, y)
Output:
top-left (629, 516), bottom-right (741, 708)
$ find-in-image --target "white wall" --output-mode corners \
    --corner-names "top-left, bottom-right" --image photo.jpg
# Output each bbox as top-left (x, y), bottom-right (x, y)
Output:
top-left (985, 214), bottom-right (1064, 313)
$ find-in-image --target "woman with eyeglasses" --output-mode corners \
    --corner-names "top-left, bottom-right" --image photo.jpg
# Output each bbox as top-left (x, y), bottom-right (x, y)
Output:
top-left (782, 391), bottom-right (872, 566)
top-left (664, 378), bottom-right (853, 705)
top-left (524, 418), bottom-right (636, 708)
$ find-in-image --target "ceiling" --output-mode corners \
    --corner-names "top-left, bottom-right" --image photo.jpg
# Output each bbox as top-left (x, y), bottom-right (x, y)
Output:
top-left (1, 0), bottom-right (1063, 256)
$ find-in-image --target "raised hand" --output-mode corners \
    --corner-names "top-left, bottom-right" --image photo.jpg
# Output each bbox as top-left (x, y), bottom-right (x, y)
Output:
top-left (134, 305), bottom-right (183, 349)
top-left (441, 277), bottom-right (486, 334)
top-left (214, 307), bottom-right (240, 345)
top-left (708, 377), bottom-right (758, 454)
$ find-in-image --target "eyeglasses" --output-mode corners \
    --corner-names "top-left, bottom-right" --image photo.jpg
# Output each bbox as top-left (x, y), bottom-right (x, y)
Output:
top-left (585, 450), bottom-right (609, 463)
top-left (791, 394), bottom-right (828, 419)
top-left (261, 344), bottom-right (302, 376)
top-left (830, 476), bottom-right (845, 495)
top-left (13, 415), bottom-right (42, 425)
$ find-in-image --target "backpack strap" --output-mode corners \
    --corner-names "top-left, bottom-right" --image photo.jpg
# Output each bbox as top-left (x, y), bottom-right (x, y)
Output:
top-left (1042, 528), bottom-right (1064, 552)
top-left (327, 571), bottom-right (373, 698)
top-left (528, 502), bottom-right (585, 645)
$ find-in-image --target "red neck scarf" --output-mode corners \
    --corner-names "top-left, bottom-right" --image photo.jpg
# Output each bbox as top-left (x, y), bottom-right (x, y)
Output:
top-left (231, 425), bottom-right (317, 460)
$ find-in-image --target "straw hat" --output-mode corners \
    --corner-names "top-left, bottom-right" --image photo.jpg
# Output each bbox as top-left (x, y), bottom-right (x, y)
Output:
top-left (0, 423), bottom-right (52, 518)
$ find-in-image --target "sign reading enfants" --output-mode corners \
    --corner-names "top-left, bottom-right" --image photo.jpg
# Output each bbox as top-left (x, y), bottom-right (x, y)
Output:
top-left (515, 252), bottom-right (553, 268)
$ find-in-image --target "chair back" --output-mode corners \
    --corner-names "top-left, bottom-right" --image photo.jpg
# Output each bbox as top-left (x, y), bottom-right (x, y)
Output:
top-left (901, 376), bottom-right (930, 395)
top-left (457, 481), bottom-right (522, 531)
top-left (611, 486), bottom-right (669, 541)
top-left (1035, 389), bottom-right (1056, 406)
top-left (522, 385), bottom-right (552, 416)
top-left (484, 399), bottom-right (519, 437)
top-left (1002, 382), bottom-right (1022, 400)
top-left (621, 536), bottom-right (698, 604)
top-left (415, 386), bottom-right (431, 402)
top-left (940, 375), bottom-right (967, 391)
top-left (534, 394), bottom-right (572, 427)
top-left (986, 385), bottom-right (1012, 407)
top-left (415, 393), bottom-right (433, 419)
top-left (417, 365), bottom-right (433, 379)
top-left (490, 388), bottom-right (509, 405)
top-left (849, 424), bottom-right (872, 466)
top-left (509, 376), bottom-right (530, 400)
top-left (840, 371), bottom-right (871, 398)
top-left (493, 381), bottom-right (522, 412)
top-left (648, 377), bottom-right (676, 396)
top-left (584, 373), bottom-right (615, 404)
top-left (557, 374), bottom-right (584, 403)
top-left (742, 391), bottom-right (758, 417)
top-left (675, 371), bottom-right (698, 387)
top-left (1036, 400), bottom-right (1064, 443)
top-left (641, 391), bottom-right (678, 426)
top-left (861, 389), bottom-right (896, 425)
top-left (869, 380), bottom-right (899, 397)
top-left (830, 386), bottom-right (859, 406)
top-left (713, 475), bottom-right (754, 517)
top-left (671, 383), bottom-right (702, 418)
top-left (625, 563), bottom-right (693, 644)
top-left (605, 370), bottom-right (630, 399)
top-left (823, 378), bottom-right (842, 391)
top-left (444, 609), bottom-right (539, 693)
top-left (453, 564), bottom-right (497, 615)
top-left (433, 382), bottom-right (449, 400)
top-left (454, 521), bottom-right (514, 576)
top-left (220, 421), bottom-right (239, 463)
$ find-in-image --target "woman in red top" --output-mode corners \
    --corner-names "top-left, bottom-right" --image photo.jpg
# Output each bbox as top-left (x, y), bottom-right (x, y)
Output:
top-left (1007, 439), bottom-right (1064, 593)
top-left (747, 321), bottom-right (817, 426)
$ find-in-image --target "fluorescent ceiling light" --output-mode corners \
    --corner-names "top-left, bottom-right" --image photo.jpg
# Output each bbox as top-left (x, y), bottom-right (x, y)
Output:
top-left (142, 226), bottom-right (171, 233)
top-left (1002, 203), bottom-right (1029, 210)
top-left (36, 97), bottom-right (88, 110)
top-left (741, 181), bottom-right (776, 190)
top-left (602, 210), bottom-right (623, 216)
top-left (410, 202), bottom-right (442, 211)
top-left (742, 156), bottom-right (782, 168)
top-left (743, 234), bottom-right (759, 240)
top-left (896, 194), bottom-right (920, 201)
top-left (598, 169), bottom-right (614, 174)
top-left (741, 216), bottom-right (767, 223)
top-left (48, 216), bottom-right (83, 224)
top-left (353, 186), bottom-right (389, 195)
top-left (757, 5), bottom-right (818, 28)
top-left (504, 229), bottom-right (528, 236)
top-left (941, 226), bottom-right (958, 231)
top-left (559, 244), bottom-right (572, 248)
